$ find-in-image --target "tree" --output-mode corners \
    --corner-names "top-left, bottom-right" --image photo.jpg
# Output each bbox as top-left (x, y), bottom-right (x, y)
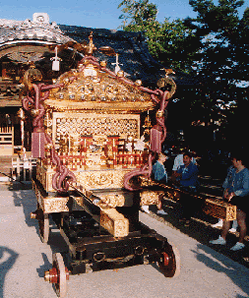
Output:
top-left (233, 7), bottom-right (249, 83)
top-left (118, 0), bottom-right (158, 30)
top-left (188, 0), bottom-right (246, 87)
top-left (178, 0), bottom-right (249, 151)
top-left (118, 0), bottom-right (201, 74)
top-left (118, 0), bottom-right (249, 150)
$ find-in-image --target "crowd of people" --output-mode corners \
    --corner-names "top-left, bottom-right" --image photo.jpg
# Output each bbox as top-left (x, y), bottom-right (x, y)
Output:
top-left (141, 147), bottom-right (249, 253)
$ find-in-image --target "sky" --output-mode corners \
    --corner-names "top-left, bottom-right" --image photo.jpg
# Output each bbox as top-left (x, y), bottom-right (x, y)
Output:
top-left (0, 0), bottom-right (248, 30)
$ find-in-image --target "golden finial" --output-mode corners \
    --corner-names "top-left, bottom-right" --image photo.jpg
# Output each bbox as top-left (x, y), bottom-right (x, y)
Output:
top-left (161, 68), bottom-right (175, 77)
top-left (156, 110), bottom-right (164, 118)
top-left (84, 31), bottom-right (97, 56)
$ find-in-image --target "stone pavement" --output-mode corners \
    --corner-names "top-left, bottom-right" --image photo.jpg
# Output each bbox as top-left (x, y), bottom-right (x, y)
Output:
top-left (0, 183), bottom-right (55, 298)
top-left (0, 156), bottom-right (12, 182)
top-left (0, 182), bottom-right (249, 298)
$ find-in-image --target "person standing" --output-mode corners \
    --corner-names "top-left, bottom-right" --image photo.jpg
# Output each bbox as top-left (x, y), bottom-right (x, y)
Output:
top-left (174, 152), bottom-right (199, 225)
top-left (172, 149), bottom-right (197, 180)
top-left (152, 152), bottom-right (168, 184)
top-left (211, 165), bottom-right (238, 232)
top-left (209, 150), bottom-right (249, 251)
top-left (141, 153), bottom-right (168, 215)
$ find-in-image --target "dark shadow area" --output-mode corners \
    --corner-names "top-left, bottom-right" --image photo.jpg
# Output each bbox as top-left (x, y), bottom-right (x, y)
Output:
top-left (47, 230), bottom-right (69, 254)
top-left (0, 246), bottom-right (18, 298)
top-left (36, 253), bottom-right (52, 278)
top-left (7, 181), bottom-right (32, 191)
top-left (8, 182), bottom-right (38, 229)
top-left (191, 244), bottom-right (249, 297)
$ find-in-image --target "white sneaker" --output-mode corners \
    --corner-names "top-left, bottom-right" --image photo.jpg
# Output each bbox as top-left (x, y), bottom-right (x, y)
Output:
top-left (209, 235), bottom-right (226, 245)
top-left (230, 242), bottom-right (245, 251)
top-left (157, 209), bottom-right (168, 216)
top-left (211, 220), bottom-right (223, 228)
top-left (229, 228), bottom-right (237, 233)
top-left (141, 205), bottom-right (150, 213)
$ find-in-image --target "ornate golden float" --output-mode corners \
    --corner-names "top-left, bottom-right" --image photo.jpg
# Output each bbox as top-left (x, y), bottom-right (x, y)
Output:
top-left (22, 33), bottom-right (180, 297)
top-left (22, 32), bottom-right (238, 297)
top-left (22, 32), bottom-right (237, 297)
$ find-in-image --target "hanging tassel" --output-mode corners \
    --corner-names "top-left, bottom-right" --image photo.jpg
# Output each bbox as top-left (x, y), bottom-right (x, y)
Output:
top-left (31, 84), bottom-right (46, 158)
top-left (32, 131), bottom-right (45, 158)
top-left (150, 128), bottom-right (162, 153)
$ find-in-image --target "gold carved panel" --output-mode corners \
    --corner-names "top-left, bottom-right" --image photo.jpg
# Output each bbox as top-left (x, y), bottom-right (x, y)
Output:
top-left (203, 198), bottom-right (237, 221)
top-left (140, 190), bottom-right (164, 206)
top-left (75, 169), bottom-right (132, 190)
top-left (36, 163), bottom-right (54, 192)
top-left (52, 112), bottom-right (140, 143)
top-left (36, 162), bottom-right (133, 192)
top-left (97, 193), bottom-right (126, 208)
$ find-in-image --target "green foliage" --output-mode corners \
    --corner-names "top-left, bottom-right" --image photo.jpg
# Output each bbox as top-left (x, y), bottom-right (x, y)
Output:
top-left (118, 0), bottom-right (158, 30)
top-left (118, 0), bottom-right (249, 142)
top-left (188, 0), bottom-right (246, 84)
top-left (118, 0), bottom-right (200, 74)
top-left (184, 0), bottom-right (248, 141)
top-left (233, 7), bottom-right (249, 82)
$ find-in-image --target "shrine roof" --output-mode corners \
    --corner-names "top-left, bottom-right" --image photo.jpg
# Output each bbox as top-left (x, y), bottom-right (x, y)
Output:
top-left (0, 13), bottom-right (198, 88)
top-left (0, 13), bottom-right (74, 64)
top-left (59, 24), bottom-right (198, 88)
top-left (46, 60), bottom-right (156, 113)
top-left (0, 14), bottom-right (73, 46)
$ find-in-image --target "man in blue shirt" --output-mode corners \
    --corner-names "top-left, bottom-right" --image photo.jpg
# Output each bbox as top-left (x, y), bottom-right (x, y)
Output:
top-left (176, 152), bottom-right (199, 189)
top-left (174, 152), bottom-right (199, 226)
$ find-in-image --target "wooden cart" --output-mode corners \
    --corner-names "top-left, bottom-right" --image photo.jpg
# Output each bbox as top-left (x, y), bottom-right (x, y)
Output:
top-left (31, 179), bottom-right (180, 297)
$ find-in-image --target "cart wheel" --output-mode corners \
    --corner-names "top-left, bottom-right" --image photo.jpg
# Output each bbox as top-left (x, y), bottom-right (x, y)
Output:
top-left (44, 253), bottom-right (69, 298)
top-left (157, 242), bottom-right (180, 278)
top-left (36, 204), bottom-right (49, 243)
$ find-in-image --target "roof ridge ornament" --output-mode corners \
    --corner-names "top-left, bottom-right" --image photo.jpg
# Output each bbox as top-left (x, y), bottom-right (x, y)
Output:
top-left (83, 31), bottom-right (97, 56)
top-left (111, 53), bottom-right (123, 75)
top-left (51, 46), bottom-right (62, 71)
top-left (33, 13), bottom-right (49, 24)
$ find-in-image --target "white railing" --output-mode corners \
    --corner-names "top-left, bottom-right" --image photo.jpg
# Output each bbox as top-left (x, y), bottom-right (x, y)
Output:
top-left (12, 156), bottom-right (36, 181)
top-left (0, 126), bottom-right (14, 156)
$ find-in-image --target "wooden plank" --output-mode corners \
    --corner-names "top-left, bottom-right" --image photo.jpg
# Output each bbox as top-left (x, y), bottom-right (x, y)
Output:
top-left (100, 208), bottom-right (129, 237)
top-left (33, 179), bottom-right (129, 237)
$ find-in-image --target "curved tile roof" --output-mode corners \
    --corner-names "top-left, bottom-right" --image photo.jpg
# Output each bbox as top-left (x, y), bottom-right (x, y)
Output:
top-left (0, 13), bottom-right (74, 48)
top-left (0, 13), bottom-right (198, 88)
top-left (59, 24), bottom-right (199, 88)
